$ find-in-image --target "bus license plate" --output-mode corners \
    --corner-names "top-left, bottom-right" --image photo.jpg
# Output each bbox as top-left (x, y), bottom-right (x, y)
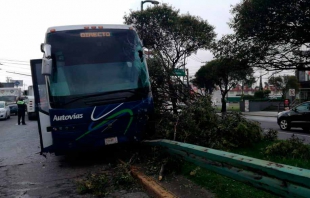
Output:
top-left (105, 137), bottom-right (118, 145)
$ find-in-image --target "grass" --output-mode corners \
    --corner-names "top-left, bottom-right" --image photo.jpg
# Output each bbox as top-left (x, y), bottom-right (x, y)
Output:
top-left (180, 140), bottom-right (310, 198)
top-left (231, 140), bottom-right (310, 169)
top-left (215, 103), bottom-right (240, 112)
top-left (182, 162), bottom-right (276, 198)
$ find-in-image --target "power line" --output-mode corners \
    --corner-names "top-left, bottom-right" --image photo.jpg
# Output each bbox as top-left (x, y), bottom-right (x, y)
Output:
top-left (0, 65), bottom-right (30, 70)
top-left (192, 54), bottom-right (204, 62)
top-left (0, 58), bottom-right (28, 63)
top-left (189, 56), bottom-right (203, 63)
top-left (0, 61), bottom-right (29, 66)
top-left (5, 71), bottom-right (31, 76)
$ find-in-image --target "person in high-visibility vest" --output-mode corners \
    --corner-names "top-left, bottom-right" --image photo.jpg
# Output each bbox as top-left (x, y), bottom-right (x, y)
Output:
top-left (16, 97), bottom-right (27, 125)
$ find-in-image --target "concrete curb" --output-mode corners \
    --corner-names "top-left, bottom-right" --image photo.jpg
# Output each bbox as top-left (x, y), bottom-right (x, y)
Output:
top-left (242, 113), bottom-right (278, 117)
top-left (130, 166), bottom-right (177, 198)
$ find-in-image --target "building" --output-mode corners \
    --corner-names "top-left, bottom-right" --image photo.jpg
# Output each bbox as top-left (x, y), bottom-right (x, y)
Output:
top-left (296, 70), bottom-right (310, 101)
top-left (0, 82), bottom-right (14, 88)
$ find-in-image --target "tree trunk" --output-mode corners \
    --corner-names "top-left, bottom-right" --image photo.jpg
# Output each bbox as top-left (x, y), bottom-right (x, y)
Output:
top-left (168, 78), bottom-right (178, 114)
top-left (221, 97), bottom-right (226, 113)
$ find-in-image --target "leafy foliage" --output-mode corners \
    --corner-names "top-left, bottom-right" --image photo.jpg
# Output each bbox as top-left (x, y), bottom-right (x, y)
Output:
top-left (254, 90), bottom-right (270, 99)
top-left (150, 96), bottom-right (263, 150)
top-left (124, 4), bottom-right (216, 114)
top-left (263, 129), bottom-right (278, 141)
top-left (77, 173), bottom-right (110, 196)
top-left (231, 0), bottom-right (310, 71)
top-left (216, 112), bottom-right (263, 149)
top-left (76, 164), bottom-right (137, 197)
top-left (124, 4), bottom-right (216, 54)
top-left (268, 75), bottom-right (299, 98)
top-left (194, 59), bottom-right (254, 112)
top-left (264, 135), bottom-right (310, 160)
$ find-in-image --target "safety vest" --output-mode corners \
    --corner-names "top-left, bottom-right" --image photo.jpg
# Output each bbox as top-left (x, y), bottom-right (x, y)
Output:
top-left (17, 100), bottom-right (25, 105)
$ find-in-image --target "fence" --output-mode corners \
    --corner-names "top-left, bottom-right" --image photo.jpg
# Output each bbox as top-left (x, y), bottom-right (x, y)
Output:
top-left (144, 139), bottom-right (310, 197)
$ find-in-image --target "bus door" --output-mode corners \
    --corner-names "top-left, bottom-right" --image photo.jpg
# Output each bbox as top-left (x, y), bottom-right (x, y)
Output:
top-left (30, 59), bottom-right (53, 153)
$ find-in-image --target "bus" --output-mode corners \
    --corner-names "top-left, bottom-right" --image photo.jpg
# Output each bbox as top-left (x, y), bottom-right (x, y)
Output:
top-left (30, 24), bottom-right (154, 154)
top-left (0, 88), bottom-right (21, 105)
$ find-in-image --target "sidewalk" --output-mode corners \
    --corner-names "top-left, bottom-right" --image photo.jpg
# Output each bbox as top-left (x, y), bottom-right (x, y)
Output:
top-left (241, 111), bottom-right (278, 117)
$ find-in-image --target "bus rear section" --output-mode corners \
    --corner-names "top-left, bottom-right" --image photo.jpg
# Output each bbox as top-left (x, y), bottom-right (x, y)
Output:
top-left (30, 24), bottom-right (153, 154)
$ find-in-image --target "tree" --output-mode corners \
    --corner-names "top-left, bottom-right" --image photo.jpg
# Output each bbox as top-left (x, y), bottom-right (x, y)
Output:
top-left (254, 90), bottom-right (270, 99)
top-left (268, 75), bottom-right (300, 98)
top-left (192, 66), bottom-right (215, 94)
top-left (124, 4), bottom-right (216, 113)
top-left (195, 59), bottom-right (254, 112)
top-left (6, 77), bottom-right (12, 83)
top-left (282, 76), bottom-right (300, 98)
top-left (268, 76), bottom-right (283, 93)
top-left (231, 0), bottom-right (310, 71)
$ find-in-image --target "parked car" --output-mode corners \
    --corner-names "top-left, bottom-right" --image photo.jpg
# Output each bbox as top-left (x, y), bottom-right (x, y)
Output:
top-left (8, 104), bottom-right (18, 115)
top-left (277, 101), bottom-right (310, 132)
top-left (0, 101), bottom-right (11, 120)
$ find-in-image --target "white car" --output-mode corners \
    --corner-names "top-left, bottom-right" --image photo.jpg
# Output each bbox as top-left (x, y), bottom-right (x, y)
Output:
top-left (0, 101), bottom-right (11, 120)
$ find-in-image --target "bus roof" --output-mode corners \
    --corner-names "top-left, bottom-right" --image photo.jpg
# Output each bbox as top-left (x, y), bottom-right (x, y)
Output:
top-left (46, 24), bottom-right (134, 33)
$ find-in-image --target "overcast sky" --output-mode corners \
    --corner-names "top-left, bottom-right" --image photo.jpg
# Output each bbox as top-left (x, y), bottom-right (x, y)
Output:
top-left (0, 0), bottom-right (247, 88)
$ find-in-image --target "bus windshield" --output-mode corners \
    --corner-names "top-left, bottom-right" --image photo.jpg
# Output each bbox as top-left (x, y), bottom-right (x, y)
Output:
top-left (46, 29), bottom-right (150, 98)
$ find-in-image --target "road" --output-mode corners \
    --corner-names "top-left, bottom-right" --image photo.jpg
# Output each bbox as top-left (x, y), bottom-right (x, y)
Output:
top-left (0, 113), bottom-right (308, 197)
top-left (245, 115), bottom-right (310, 144)
top-left (0, 115), bottom-right (148, 198)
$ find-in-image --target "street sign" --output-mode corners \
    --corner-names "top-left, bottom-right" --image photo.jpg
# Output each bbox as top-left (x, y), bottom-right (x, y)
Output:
top-left (289, 89), bottom-right (295, 96)
top-left (173, 69), bottom-right (186, 76)
top-left (10, 80), bottom-right (23, 87)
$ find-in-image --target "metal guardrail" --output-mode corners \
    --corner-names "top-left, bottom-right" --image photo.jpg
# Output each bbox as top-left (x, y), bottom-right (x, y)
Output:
top-left (143, 139), bottom-right (310, 197)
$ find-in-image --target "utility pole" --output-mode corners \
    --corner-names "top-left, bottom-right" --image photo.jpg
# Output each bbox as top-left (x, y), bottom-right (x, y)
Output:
top-left (259, 70), bottom-right (263, 91)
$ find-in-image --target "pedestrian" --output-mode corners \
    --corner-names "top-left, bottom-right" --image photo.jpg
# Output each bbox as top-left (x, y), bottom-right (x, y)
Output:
top-left (16, 97), bottom-right (26, 125)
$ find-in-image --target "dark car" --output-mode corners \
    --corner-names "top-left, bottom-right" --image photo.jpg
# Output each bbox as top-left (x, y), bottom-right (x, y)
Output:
top-left (8, 104), bottom-right (18, 116)
top-left (277, 101), bottom-right (310, 132)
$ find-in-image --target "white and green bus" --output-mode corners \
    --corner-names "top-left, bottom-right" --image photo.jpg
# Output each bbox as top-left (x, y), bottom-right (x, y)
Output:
top-left (30, 24), bottom-right (154, 154)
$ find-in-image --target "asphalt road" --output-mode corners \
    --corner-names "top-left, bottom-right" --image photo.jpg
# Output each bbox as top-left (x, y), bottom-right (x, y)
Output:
top-left (0, 113), bottom-right (308, 197)
top-left (244, 115), bottom-right (310, 144)
top-left (0, 115), bottom-right (148, 198)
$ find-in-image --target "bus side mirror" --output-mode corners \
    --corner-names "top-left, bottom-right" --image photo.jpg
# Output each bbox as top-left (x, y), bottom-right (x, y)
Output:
top-left (41, 44), bottom-right (53, 76)
top-left (40, 43), bottom-right (44, 53)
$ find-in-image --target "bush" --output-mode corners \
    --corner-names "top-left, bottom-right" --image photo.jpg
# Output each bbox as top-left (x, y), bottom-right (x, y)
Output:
top-left (263, 129), bottom-right (278, 141)
top-left (216, 112), bottom-right (263, 149)
top-left (254, 90), bottom-right (271, 99)
top-left (264, 135), bottom-right (310, 160)
top-left (150, 96), bottom-right (263, 150)
top-left (241, 95), bottom-right (255, 100)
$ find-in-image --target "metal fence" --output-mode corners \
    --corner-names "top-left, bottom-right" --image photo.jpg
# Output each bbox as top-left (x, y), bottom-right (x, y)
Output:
top-left (144, 139), bottom-right (310, 197)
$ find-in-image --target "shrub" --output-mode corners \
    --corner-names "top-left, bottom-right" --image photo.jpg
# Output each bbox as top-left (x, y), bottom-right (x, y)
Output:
top-left (263, 129), bottom-right (278, 141)
top-left (264, 135), bottom-right (310, 160)
top-left (241, 95), bottom-right (255, 100)
top-left (216, 112), bottom-right (263, 149)
top-left (150, 96), bottom-right (263, 150)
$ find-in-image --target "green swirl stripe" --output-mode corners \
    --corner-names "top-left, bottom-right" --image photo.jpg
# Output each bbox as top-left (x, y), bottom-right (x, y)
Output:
top-left (75, 109), bottom-right (133, 141)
